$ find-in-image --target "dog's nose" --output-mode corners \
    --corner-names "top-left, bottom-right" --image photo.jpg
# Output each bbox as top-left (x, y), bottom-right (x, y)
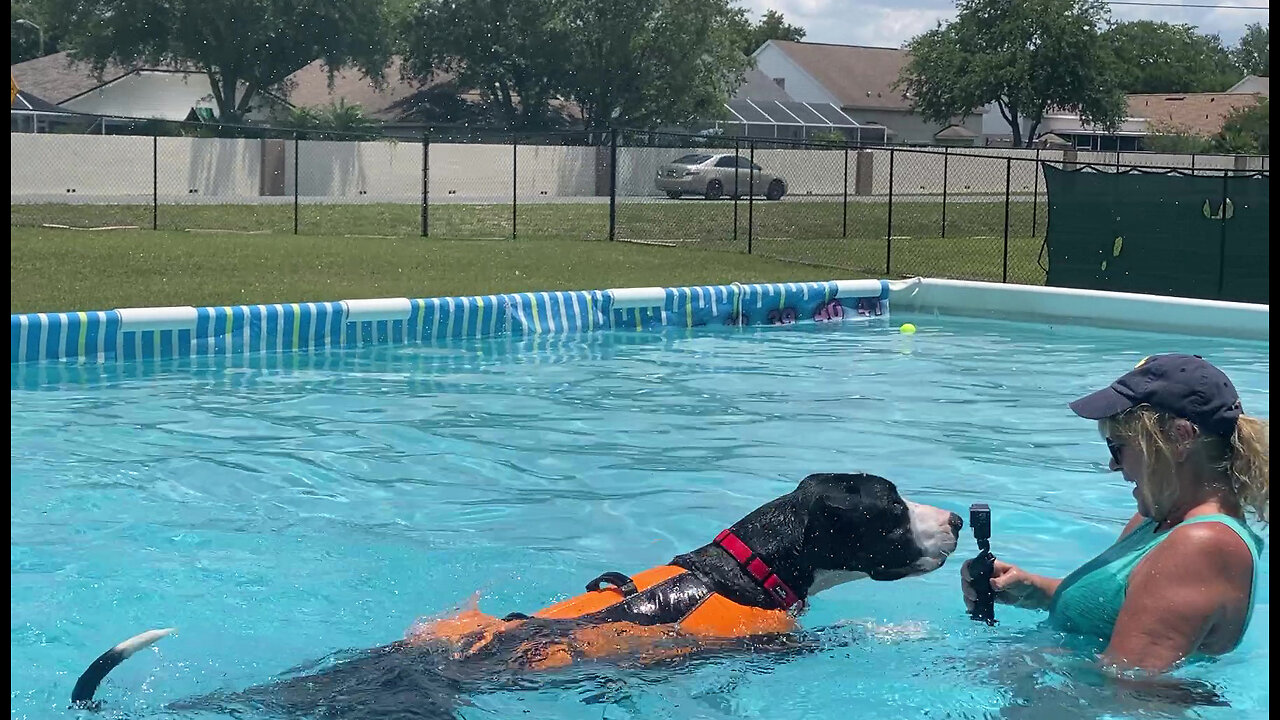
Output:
top-left (948, 512), bottom-right (964, 535)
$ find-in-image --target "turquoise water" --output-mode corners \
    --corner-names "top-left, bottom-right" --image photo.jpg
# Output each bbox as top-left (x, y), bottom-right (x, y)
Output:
top-left (11, 314), bottom-right (1269, 719)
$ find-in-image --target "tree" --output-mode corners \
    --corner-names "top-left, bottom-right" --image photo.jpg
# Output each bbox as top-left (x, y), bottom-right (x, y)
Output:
top-left (1219, 97), bottom-right (1268, 154)
top-left (898, 0), bottom-right (1126, 148)
top-left (1232, 23), bottom-right (1269, 77)
top-left (402, 0), bottom-right (570, 129)
top-left (45, 0), bottom-right (392, 122)
top-left (11, 0), bottom-right (63, 64)
top-left (731, 9), bottom-right (806, 56)
top-left (1142, 129), bottom-right (1213, 154)
top-left (1104, 21), bottom-right (1239, 93)
top-left (286, 100), bottom-right (378, 138)
top-left (558, 0), bottom-right (750, 129)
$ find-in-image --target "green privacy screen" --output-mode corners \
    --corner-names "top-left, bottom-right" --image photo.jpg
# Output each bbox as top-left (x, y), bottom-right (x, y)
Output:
top-left (1043, 166), bottom-right (1268, 304)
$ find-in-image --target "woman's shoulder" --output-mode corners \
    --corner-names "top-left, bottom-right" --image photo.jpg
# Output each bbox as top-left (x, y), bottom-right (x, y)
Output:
top-left (1152, 518), bottom-right (1256, 578)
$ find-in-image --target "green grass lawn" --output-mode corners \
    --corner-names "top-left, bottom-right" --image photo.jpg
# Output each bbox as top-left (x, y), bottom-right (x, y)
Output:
top-left (11, 198), bottom-right (1045, 313)
top-left (10, 229), bottom-right (853, 313)
top-left (11, 197), bottom-right (1046, 243)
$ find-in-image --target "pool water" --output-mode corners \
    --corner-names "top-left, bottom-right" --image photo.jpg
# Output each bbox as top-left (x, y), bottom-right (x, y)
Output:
top-left (11, 313), bottom-right (1269, 719)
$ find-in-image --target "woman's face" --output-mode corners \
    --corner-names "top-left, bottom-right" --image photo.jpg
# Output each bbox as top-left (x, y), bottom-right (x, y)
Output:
top-left (1107, 435), bottom-right (1155, 517)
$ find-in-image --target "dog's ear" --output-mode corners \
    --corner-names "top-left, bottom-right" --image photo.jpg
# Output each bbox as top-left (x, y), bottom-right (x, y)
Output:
top-left (796, 473), bottom-right (875, 513)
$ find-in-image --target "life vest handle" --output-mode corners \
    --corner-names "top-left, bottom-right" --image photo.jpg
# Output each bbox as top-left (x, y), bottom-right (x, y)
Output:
top-left (584, 571), bottom-right (639, 596)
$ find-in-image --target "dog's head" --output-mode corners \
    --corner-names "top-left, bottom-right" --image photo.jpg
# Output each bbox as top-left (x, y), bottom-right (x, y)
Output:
top-left (798, 473), bottom-right (962, 583)
top-left (730, 473), bottom-right (962, 596)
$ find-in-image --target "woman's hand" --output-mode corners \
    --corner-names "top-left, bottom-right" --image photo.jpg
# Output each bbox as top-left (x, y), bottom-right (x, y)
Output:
top-left (961, 558), bottom-right (1061, 611)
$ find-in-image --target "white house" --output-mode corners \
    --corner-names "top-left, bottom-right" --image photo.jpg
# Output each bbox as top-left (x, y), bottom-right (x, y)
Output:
top-left (746, 40), bottom-right (985, 145)
top-left (11, 52), bottom-right (287, 124)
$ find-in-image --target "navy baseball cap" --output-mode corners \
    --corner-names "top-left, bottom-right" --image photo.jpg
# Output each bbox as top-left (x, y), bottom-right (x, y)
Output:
top-left (1069, 354), bottom-right (1243, 437)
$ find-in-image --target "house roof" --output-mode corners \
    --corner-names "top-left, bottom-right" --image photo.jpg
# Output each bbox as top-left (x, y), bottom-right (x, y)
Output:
top-left (10, 52), bottom-right (135, 104)
top-left (1126, 93), bottom-right (1264, 136)
top-left (282, 58), bottom-right (463, 121)
top-left (12, 89), bottom-right (68, 112)
top-left (13, 51), bottom-right (578, 126)
top-left (282, 57), bottom-right (582, 124)
top-left (732, 66), bottom-right (795, 103)
top-left (765, 40), bottom-right (912, 111)
top-left (1227, 75), bottom-right (1269, 96)
top-left (934, 124), bottom-right (978, 140)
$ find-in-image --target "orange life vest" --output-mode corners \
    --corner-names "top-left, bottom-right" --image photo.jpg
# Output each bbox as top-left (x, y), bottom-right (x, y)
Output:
top-left (408, 565), bottom-right (797, 669)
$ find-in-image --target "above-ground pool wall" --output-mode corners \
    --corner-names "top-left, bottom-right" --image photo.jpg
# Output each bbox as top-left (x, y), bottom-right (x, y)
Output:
top-left (887, 278), bottom-right (1269, 341)
top-left (10, 280), bottom-right (891, 365)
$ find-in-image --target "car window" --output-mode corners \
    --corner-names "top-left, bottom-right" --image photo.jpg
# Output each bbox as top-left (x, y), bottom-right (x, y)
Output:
top-left (734, 156), bottom-right (753, 169)
top-left (714, 156), bottom-right (737, 168)
top-left (672, 154), bottom-right (712, 166)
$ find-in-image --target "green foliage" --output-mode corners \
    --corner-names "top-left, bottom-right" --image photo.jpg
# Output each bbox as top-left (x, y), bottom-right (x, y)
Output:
top-left (401, 0), bottom-right (569, 129)
top-left (559, 0), bottom-right (750, 129)
top-left (1232, 23), bottom-right (1269, 77)
top-left (730, 9), bottom-right (806, 56)
top-left (1141, 130), bottom-right (1214, 154)
top-left (1218, 97), bottom-right (1268, 154)
top-left (44, 0), bottom-right (392, 122)
top-left (1104, 21), bottom-right (1239, 93)
top-left (898, 0), bottom-right (1126, 148)
top-left (285, 100), bottom-right (378, 138)
top-left (402, 0), bottom-right (749, 130)
top-left (11, 0), bottom-right (63, 64)
top-left (807, 129), bottom-right (849, 144)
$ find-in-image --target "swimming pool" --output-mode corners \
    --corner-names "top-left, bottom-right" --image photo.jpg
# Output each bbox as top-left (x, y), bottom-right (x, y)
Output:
top-left (11, 313), bottom-right (1268, 719)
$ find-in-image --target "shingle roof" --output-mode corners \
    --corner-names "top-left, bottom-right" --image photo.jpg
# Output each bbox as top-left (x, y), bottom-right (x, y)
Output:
top-left (767, 40), bottom-right (912, 110)
top-left (282, 58), bottom-right (462, 121)
top-left (1126, 93), bottom-right (1264, 136)
top-left (10, 52), bottom-right (132, 104)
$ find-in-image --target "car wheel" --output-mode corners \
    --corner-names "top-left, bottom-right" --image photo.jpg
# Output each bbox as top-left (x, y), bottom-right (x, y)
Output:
top-left (665, 191), bottom-right (682, 199)
top-left (765, 179), bottom-right (786, 201)
top-left (704, 179), bottom-right (723, 200)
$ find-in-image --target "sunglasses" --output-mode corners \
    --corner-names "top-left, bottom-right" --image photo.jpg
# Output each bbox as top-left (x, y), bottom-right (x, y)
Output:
top-left (1106, 437), bottom-right (1125, 466)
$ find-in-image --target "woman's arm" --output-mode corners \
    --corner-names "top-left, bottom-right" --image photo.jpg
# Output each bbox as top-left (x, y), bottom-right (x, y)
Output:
top-left (962, 559), bottom-right (1062, 611)
top-left (1101, 522), bottom-right (1254, 673)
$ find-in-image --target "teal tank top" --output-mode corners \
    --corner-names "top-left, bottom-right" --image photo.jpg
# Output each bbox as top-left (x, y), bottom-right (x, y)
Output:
top-left (1048, 514), bottom-right (1264, 648)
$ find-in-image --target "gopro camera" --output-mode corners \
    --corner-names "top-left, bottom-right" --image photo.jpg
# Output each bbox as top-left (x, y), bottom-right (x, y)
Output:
top-left (967, 503), bottom-right (997, 625)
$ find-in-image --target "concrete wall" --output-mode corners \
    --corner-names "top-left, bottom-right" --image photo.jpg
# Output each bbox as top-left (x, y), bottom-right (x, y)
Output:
top-left (10, 134), bottom-right (1267, 205)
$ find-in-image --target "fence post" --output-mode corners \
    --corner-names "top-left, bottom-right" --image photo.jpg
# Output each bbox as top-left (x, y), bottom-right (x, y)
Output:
top-left (734, 135), bottom-right (741, 245)
top-left (152, 134), bottom-right (158, 231)
top-left (941, 146), bottom-right (949, 238)
top-left (1002, 158), bottom-right (1012, 283)
top-left (1216, 170), bottom-right (1229, 300)
top-left (885, 148), bottom-right (895, 276)
top-left (842, 145), bottom-right (849, 238)
top-left (608, 128), bottom-right (617, 241)
top-left (1190, 153), bottom-right (1197, 175)
top-left (511, 133), bottom-right (518, 240)
top-left (747, 140), bottom-right (755, 255)
top-left (293, 131), bottom-right (299, 235)
top-left (427, 131), bottom-right (437, 238)
top-left (1031, 148), bottom-right (1041, 237)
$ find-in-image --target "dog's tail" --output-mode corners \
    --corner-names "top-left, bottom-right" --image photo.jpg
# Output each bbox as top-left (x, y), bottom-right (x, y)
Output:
top-left (70, 628), bottom-right (174, 710)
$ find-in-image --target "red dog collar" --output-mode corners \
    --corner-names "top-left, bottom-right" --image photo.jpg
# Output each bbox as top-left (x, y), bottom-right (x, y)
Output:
top-left (714, 529), bottom-right (803, 612)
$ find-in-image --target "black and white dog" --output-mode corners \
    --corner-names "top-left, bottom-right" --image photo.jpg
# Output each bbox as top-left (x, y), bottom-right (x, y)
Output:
top-left (72, 473), bottom-right (961, 717)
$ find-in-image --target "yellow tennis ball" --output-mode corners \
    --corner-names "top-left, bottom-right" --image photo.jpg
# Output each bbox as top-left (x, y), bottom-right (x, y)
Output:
top-left (900, 323), bottom-right (917, 335)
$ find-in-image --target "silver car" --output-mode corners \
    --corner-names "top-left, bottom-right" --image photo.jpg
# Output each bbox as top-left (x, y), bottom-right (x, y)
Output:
top-left (654, 153), bottom-right (788, 200)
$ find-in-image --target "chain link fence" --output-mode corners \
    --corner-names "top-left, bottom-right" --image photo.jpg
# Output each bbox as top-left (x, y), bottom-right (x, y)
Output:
top-left (11, 116), bottom-right (1269, 285)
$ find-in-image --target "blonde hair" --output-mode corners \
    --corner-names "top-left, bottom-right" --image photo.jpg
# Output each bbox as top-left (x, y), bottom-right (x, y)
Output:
top-left (1101, 406), bottom-right (1269, 525)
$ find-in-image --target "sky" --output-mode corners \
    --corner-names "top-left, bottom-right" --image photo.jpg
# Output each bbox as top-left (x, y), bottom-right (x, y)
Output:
top-left (739, 0), bottom-right (1269, 49)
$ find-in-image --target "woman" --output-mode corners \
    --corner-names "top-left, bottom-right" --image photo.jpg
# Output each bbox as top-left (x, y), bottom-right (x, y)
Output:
top-left (963, 353), bottom-right (1268, 674)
